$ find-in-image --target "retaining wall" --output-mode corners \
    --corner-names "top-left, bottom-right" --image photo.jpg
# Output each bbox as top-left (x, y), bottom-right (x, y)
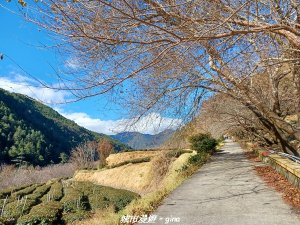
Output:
top-left (255, 149), bottom-right (300, 188)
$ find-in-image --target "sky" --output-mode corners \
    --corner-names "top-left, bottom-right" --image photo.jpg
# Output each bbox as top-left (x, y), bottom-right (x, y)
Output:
top-left (0, 2), bottom-right (182, 135)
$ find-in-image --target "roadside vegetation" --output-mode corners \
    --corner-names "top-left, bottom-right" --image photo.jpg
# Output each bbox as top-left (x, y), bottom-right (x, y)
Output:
top-left (0, 132), bottom-right (221, 225)
top-left (72, 133), bottom-right (220, 225)
top-left (0, 180), bottom-right (138, 225)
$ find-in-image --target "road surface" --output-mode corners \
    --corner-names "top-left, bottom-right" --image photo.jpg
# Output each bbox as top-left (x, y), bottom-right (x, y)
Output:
top-left (151, 140), bottom-right (300, 225)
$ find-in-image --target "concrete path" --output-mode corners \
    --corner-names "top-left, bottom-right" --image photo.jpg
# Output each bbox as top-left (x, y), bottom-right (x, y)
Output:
top-left (151, 140), bottom-right (300, 225)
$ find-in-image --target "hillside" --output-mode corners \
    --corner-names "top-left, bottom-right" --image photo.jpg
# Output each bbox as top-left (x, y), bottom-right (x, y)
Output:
top-left (0, 88), bottom-right (127, 166)
top-left (111, 129), bottom-right (175, 149)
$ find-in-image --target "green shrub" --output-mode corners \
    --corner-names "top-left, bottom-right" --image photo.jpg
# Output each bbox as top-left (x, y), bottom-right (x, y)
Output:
top-left (1, 181), bottom-right (140, 225)
top-left (11, 184), bottom-right (40, 199)
top-left (197, 138), bottom-right (217, 153)
top-left (71, 181), bottom-right (139, 211)
top-left (27, 184), bottom-right (51, 200)
top-left (188, 152), bottom-right (209, 165)
top-left (0, 189), bottom-right (12, 199)
top-left (113, 194), bottom-right (138, 212)
top-left (0, 185), bottom-right (32, 199)
top-left (60, 185), bottom-right (85, 212)
top-left (189, 133), bottom-right (217, 153)
top-left (0, 195), bottom-right (14, 206)
top-left (0, 217), bottom-right (6, 225)
top-left (62, 209), bottom-right (90, 223)
top-left (71, 181), bottom-right (97, 194)
top-left (88, 195), bottom-right (110, 210)
top-left (104, 188), bottom-right (139, 212)
top-left (73, 182), bottom-right (111, 210)
top-left (176, 151), bottom-right (210, 177)
top-left (17, 201), bottom-right (63, 225)
top-left (41, 181), bottom-right (63, 202)
top-left (2, 199), bottom-right (37, 220)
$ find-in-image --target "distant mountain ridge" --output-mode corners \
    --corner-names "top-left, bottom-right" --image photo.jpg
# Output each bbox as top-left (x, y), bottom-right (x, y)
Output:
top-left (111, 129), bottom-right (175, 149)
top-left (0, 88), bottom-right (127, 166)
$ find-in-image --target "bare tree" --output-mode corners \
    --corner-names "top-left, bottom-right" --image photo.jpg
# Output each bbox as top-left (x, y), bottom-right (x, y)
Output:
top-left (7, 1), bottom-right (300, 154)
top-left (70, 141), bottom-right (98, 169)
top-left (198, 94), bottom-right (279, 146)
top-left (97, 139), bottom-right (114, 166)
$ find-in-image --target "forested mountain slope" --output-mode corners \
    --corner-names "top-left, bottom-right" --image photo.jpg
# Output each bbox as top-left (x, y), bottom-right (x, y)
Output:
top-left (0, 88), bottom-right (127, 166)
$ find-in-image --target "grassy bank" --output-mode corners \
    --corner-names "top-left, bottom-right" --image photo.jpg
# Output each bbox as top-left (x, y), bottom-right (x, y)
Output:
top-left (73, 149), bottom-right (212, 225)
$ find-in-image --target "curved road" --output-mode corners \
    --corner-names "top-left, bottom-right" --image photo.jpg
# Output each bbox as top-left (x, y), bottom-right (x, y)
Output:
top-left (151, 140), bottom-right (300, 225)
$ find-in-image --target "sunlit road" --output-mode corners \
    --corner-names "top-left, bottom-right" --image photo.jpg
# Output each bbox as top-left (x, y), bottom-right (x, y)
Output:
top-left (150, 140), bottom-right (300, 225)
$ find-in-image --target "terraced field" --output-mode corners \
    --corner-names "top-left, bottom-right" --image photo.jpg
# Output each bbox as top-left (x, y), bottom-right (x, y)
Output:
top-left (0, 180), bottom-right (139, 225)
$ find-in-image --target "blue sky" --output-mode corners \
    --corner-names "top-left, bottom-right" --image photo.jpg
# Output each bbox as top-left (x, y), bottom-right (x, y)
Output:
top-left (0, 2), bottom-right (181, 135)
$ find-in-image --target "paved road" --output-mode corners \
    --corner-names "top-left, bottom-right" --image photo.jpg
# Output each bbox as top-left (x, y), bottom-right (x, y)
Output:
top-left (151, 140), bottom-right (300, 225)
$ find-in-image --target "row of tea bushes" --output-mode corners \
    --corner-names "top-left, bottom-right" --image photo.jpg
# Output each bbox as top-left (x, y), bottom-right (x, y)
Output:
top-left (0, 180), bottom-right (140, 225)
top-left (17, 201), bottom-right (63, 225)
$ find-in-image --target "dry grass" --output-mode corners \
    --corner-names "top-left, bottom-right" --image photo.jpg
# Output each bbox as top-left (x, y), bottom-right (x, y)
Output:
top-left (73, 162), bottom-right (153, 195)
top-left (217, 142), bottom-right (225, 149)
top-left (161, 151), bottom-right (196, 185)
top-left (111, 151), bottom-right (196, 225)
top-left (0, 163), bottom-right (76, 190)
top-left (74, 150), bottom-right (194, 196)
top-left (71, 151), bottom-right (197, 225)
top-left (143, 153), bottom-right (173, 193)
top-left (285, 114), bottom-right (298, 123)
top-left (106, 151), bottom-right (162, 167)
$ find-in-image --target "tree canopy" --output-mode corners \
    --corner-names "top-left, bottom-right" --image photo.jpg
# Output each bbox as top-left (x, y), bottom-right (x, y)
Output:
top-left (5, 0), bottom-right (300, 155)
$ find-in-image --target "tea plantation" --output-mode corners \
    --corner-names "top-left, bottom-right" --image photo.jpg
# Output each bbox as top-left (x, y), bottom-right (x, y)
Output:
top-left (0, 180), bottom-right (139, 225)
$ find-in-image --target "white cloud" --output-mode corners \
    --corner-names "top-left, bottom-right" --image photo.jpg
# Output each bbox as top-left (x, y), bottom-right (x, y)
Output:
top-left (121, 113), bottom-right (182, 134)
top-left (0, 73), bottom-right (182, 135)
top-left (58, 110), bottom-right (182, 135)
top-left (64, 57), bottom-right (82, 70)
top-left (0, 74), bottom-right (69, 104)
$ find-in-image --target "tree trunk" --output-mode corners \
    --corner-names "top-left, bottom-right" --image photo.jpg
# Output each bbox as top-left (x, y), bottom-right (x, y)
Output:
top-left (244, 102), bottom-right (300, 156)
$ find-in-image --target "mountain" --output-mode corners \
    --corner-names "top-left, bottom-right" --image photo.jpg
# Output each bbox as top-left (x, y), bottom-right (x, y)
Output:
top-left (111, 129), bottom-right (175, 149)
top-left (0, 88), bottom-right (127, 166)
